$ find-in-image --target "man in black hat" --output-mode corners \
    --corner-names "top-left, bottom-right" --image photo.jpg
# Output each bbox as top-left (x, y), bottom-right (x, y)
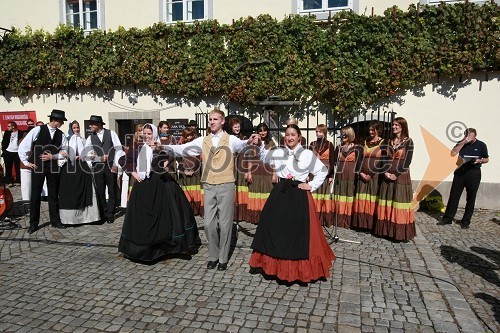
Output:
top-left (18, 109), bottom-right (68, 234)
top-left (84, 115), bottom-right (123, 223)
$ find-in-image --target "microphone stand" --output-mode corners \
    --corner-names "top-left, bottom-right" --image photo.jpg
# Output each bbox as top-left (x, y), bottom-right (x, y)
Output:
top-left (326, 140), bottom-right (362, 245)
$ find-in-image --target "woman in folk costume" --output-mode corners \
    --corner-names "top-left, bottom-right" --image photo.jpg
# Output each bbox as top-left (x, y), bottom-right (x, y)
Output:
top-left (177, 127), bottom-right (203, 216)
top-left (243, 123), bottom-right (277, 223)
top-left (330, 126), bottom-right (363, 229)
top-left (158, 121), bottom-right (177, 146)
top-left (158, 120), bottom-right (178, 181)
top-left (309, 124), bottom-right (336, 227)
top-left (59, 120), bottom-right (100, 225)
top-left (351, 120), bottom-right (385, 230)
top-left (118, 123), bottom-right (201, 262)
top-left (374, 117), bottom-right (415, 241)
top-left (249, 124), bottom-right (335, 283)
top-left (119, 123), bottom-right (144, 208)
top-left (229, 117), bottom-right (250, 222)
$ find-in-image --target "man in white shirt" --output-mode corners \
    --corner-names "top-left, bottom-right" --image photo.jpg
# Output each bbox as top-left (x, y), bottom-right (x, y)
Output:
top-left (168, 109), bottom-right (258, 271)
top-left (2, 122), bottom-right (22, 185)
top-left (84, 115), bottom-right (123, 224)
top-left (18, 110), bottom-right (68, 234)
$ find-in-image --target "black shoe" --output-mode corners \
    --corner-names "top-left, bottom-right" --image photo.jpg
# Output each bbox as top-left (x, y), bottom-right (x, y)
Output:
top-left (27, 225), bottom-right (38, 234)
top-left (437, 218), bottom-right (452, 226)
top-left (106, 217), bottom-right (115, 224)
top-left (217, 262), bottom-right (228, 271)
top-left (207, 260), bottom-right (218, 269)
top-left (51, 222), bottom-right (66, 229)
top-left (41, 196), bottom-right (48, 202)
top-left (459, 221), bottom-right (470, 229)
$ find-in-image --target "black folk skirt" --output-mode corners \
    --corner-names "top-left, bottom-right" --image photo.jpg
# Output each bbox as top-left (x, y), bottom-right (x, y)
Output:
top-left (119, 173), bottom-right (201, 262)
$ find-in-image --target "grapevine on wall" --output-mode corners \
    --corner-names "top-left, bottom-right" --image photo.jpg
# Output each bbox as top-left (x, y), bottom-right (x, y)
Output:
top-left (0, 3), bottom-right (498, 116)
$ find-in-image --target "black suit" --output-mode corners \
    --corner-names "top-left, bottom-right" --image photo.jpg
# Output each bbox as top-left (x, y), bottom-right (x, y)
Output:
top-left (88, 129), bottom-right (119, 222)
top-left (28, 126), bottom-right (64, 228)
top-left (1, 130), bottom-right (22, 183)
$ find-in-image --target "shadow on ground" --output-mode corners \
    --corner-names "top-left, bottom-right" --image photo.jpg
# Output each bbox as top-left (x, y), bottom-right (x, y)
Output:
top-left (440, 245), bottom-right (500, 288)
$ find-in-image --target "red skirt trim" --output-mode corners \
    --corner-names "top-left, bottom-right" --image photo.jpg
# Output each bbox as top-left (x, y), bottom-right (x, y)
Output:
top-left (249, 192), bottom-right (336, 282)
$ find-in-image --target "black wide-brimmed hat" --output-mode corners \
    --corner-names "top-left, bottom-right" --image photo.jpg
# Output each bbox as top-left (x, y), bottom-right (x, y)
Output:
top-left (88, 115), bottom-right (106, 125)
top-left (47, 109), bottom-right (67, 121)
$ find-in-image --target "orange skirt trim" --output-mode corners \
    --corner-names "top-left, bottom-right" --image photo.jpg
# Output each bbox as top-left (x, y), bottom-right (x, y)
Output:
top-left (249, 193), bottom-right (336, 283)
top-left (377, 204), bottom-right (415, 225)
top-left (353, 199), bottom-right (377, 215)
top-left (313, 198), bottom-right (335, 214)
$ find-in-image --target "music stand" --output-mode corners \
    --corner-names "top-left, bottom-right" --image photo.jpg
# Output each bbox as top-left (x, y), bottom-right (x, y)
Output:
top-left (324, 143), bottom-right (362, 245)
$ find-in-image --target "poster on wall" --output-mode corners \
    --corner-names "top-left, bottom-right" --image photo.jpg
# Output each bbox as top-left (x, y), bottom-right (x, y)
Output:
top-left (83, 120), bottom-right (94, 139)
top-left (0, 111), bottom-right (37, 131)
top-left (167, 118), bottom-right (189, 141)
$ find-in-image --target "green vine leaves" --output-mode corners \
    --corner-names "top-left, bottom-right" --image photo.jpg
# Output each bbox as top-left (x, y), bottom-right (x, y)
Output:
top-left (0, 3), bottom-right (498, 117)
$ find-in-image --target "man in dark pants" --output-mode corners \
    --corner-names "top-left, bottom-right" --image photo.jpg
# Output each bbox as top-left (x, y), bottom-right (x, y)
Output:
top-left (440, 128), bottom-right (489, 229)
top-left (2, 121), bottom-right (22, 184)
top-left (84, 115), bottom-right (122, 223)
top-left (18, 110), bottom-right (68, 234)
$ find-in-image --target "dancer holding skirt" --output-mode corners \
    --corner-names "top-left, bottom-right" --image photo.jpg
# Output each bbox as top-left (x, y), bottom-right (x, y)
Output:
top-left (249, 124), bottom-right (335, 283)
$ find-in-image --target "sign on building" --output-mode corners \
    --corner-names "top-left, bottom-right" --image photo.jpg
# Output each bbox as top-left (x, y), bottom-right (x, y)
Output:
top-left (0, 111), bottom-right (37, 131)
top-left (167, 119), bottom-right (189, 141)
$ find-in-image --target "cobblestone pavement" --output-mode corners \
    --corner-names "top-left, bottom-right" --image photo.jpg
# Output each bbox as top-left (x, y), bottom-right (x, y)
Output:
top-left (0, 185), bottom-right (498, 332)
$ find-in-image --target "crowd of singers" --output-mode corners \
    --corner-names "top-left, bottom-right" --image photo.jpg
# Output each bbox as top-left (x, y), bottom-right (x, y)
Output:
top-left (170, 117), bottom-right (415, 243)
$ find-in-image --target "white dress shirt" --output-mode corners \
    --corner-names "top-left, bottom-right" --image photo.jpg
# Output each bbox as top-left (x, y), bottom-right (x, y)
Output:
top-left (260, 144), bottom-right (327, 192)
top-left (83, 128), bottom-right (123, 166)
top-left (167, 131), bottom-right (248, 157)
top-left (18, 125), bottom-right (68, 165)
top-left (6, 131), bottom-right (19, 153)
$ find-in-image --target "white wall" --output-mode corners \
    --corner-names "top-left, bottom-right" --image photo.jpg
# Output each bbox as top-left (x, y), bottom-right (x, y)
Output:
top-left (358, 0), bottom-right (415, 15)
top-left (0, 86), bottom-right (224, 134)
top-left (214, 0), bottom-right (292, 23)
top-left (5, 1), bottom-right (496, 34)
top-left (0, 0), bottom-right (60, 32)
top-left (0, 1), bottom-right (426, 33)
top-left (105, 0), bottom-right (159, 30)
top-left (375, 72), bottom-right (498, 184)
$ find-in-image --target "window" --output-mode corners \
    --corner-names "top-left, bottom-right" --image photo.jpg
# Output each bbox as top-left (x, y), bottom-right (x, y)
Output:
top-left (303, 0), bottom-right (348, 10)
top-left (297, 0), bottom-right (357, 18)
top-left (60, 0), bottom-right (104, 32)
top-left (163, 0), bottom-right (211, 23)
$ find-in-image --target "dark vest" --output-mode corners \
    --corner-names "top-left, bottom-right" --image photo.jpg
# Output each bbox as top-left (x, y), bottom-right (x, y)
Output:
top-left (89, 129), bottom-right (115, 167)
top-left (28, 125), bottom-right (63, 169)
top-left (1, 130), bottom-right (22, 152)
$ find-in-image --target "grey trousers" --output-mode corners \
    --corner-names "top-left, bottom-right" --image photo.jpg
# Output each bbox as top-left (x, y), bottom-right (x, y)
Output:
top-left (203, 182), bottom-right (234, 263)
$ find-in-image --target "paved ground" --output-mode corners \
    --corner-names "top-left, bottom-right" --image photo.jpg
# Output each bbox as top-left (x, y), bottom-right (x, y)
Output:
top-left (0, 185), bottom-right (498, 332)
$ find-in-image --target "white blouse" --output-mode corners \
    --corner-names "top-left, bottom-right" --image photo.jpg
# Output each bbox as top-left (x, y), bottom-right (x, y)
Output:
top-left (260, 144), bottom-right (327, 192)
top-left (68, 135), bottom-right (85, 162)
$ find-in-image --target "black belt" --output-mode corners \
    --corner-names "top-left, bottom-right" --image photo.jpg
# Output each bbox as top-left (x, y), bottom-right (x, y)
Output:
top-left (278, 177), bottom-right (303, 192)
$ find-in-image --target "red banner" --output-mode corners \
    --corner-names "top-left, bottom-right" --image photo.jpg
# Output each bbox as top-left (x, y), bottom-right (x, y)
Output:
top-left (0, 111), bottom-right (37, 131)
